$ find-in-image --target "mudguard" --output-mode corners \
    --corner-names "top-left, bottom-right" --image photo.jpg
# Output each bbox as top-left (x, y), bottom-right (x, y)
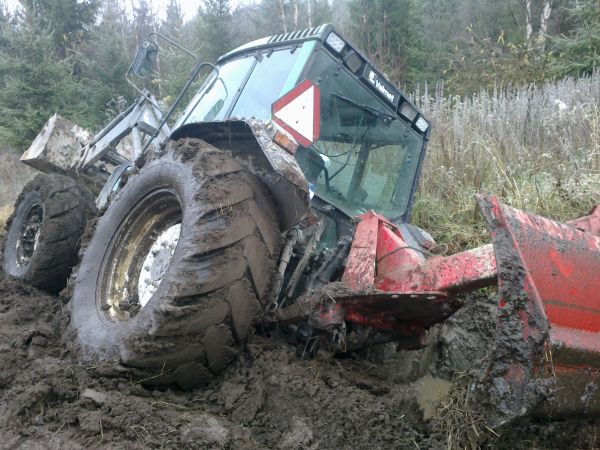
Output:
top-left (171, 119), bottom-right (310, 230)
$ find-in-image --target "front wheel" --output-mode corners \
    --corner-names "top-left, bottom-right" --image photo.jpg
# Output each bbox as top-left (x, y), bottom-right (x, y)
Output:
top-left (71, 138), bottom-right (281, 388)
top-left (2, 174), bottom-right (95, 293)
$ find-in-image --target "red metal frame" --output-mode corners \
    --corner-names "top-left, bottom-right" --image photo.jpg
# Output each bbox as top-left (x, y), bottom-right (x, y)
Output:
top-left (567, 204), bottom-right (600, 235)
top-left (477, 195), bottom-right (600, 424)
top-left (335, 195), bottom-right (600, 421)
top-left (339, 210), bottom-right (498, 335)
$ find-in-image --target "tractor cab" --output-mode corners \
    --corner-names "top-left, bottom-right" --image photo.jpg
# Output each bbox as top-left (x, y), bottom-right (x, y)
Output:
top-left (174, 25), bottom-right (430, 224)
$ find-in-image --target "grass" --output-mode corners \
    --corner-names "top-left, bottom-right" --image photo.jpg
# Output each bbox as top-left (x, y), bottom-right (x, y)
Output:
top-left (0, 152), bottom-right (35, 231)
top-left (436, 372), bottom-right (497, 450)
top-left (411, 72), bottom-right (600, 251)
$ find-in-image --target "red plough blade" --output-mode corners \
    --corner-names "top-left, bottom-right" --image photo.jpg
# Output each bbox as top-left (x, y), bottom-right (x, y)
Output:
top-left (476, 194), bottom-right (600, 425)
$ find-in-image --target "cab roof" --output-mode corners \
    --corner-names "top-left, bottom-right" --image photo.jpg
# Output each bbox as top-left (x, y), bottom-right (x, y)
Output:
top-left (215, 24), bottom-right (429, 136)
top-left (217, 24), bottom-right (333, 63)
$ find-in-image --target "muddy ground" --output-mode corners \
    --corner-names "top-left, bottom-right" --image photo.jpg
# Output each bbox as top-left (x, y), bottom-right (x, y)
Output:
top-left (1, 273), bottom-right (600, 449)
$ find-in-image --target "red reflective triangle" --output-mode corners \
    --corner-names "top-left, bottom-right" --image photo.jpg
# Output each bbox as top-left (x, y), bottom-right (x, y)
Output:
top-left (271, 79), bottom-right (320, 147)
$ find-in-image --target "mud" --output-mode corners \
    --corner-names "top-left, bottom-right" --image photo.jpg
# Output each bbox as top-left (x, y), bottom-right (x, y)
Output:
top-left (1, 274), bottom-right (600, 449)
top-left (0, 277), bottom-right (445, 449)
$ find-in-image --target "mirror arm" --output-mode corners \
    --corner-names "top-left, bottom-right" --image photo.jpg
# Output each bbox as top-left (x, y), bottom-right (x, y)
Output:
top-left (144, 31), bottom-right (199, 61)
top-left (124, 31), bottom-right (211, 154)
top-left (125, 32), bottom-right (200, 99)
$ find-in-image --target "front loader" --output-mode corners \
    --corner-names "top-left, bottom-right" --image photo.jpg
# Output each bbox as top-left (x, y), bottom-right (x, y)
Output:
top-left (3, 24), bottom-right (600, 428)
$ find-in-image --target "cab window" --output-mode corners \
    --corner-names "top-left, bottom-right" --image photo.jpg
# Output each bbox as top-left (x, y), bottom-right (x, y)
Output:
top-left (182, 56), bottom-right (255, 124)
top-left (231, 46), bottom-right (307, 120)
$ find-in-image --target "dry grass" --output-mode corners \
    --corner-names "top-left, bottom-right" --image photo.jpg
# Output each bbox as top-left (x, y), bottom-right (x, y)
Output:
top-left (412, 72), bottom-right (600, 251)
top-left (436, 372), bottom-right (497, 449)
top-left (0, 204), bottom-right (12, 231)
top-left (0, 151), bottom-right (35, 232)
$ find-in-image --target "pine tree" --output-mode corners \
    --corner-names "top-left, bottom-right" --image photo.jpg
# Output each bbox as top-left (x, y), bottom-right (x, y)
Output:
top-left (550, 1), bottom-right (600, 77)
top-left (0, 13), bottom-right (87, 148)
top-left (163, 0), bottom-right (184, 39)
top-left (20, 0), bottom-right (99, 57)
top-left (309, 0), bottom-right (333, 26)
top-left (78, 0), bottom-right (135, 128)
top-left (133, 0), bottom-right (157, 46)
top-left (347, 0), bottom-right (427, 87)
top-left (0, 1), bottom-right (7, 30)
top-left (159, 0), bottom-right (194, 107)
top-left (195, 0), bottom-right (232, 60)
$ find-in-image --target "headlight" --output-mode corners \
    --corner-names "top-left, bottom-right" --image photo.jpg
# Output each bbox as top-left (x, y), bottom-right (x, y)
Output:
top-left (325, 32), bottom-right (345, 53)
top-left (415, 116), bottom-right (429, 132)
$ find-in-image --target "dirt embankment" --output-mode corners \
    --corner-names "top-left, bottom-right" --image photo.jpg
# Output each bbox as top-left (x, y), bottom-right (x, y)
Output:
top-left (1, 275), bottom-right (600, 449)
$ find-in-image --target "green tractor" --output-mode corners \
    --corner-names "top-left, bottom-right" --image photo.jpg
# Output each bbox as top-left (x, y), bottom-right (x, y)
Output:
top-left (3, 25), bottom-right (432, 388)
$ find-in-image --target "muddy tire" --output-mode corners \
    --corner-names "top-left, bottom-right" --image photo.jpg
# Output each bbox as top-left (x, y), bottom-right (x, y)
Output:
top-left (71, 138), bottom-right (281, 388)
top-left (2, 174), bottom-right (95, 293)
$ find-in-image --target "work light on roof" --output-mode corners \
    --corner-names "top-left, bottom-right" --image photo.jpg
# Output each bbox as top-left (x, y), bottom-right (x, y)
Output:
top-left (415, 116), bottom-right (429, 133)
top-left (325, 32), bottom-right (345, 53)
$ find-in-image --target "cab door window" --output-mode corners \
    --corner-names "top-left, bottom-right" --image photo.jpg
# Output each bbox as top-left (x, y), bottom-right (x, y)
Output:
top-left (182, 56), bottom-right (255, 124)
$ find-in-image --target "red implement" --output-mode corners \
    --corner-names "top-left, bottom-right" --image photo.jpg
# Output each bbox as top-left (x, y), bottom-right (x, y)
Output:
top-left (335, 195), bottom-right (600, 423)
top-left (476, 194), bottom-right (600, 425)
top-left (339, 210), bottom-right (497, 336)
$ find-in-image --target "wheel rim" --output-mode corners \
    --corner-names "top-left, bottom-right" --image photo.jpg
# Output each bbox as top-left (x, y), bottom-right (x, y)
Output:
top-left (16, 203), bottom-right (43, 267)
top-left (99, 188), bottom-right (182, 321)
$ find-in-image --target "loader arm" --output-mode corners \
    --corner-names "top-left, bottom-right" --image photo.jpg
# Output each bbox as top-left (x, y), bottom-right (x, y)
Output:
top-left (20, 93), bottom-right (170, 179)
top-left (79, 93), bottom-right (170, 169)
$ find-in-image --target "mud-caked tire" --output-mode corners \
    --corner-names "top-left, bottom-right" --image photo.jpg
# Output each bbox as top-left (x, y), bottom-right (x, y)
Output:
top-left (71, 138), bottom-right (281, 388)
top-left (2, 174), bottom-right (95, 293)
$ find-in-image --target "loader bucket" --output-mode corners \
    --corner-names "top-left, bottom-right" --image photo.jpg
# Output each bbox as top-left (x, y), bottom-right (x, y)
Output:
top-left (476, 195), bottom-right (600, 426)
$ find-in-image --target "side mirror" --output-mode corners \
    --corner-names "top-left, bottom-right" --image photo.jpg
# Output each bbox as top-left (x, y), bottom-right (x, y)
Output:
top-left (130, 40), bottom-right (158, 78)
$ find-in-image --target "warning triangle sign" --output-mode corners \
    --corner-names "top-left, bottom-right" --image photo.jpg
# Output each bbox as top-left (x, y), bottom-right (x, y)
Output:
top-left (272, 79), bottom-right (320, 148)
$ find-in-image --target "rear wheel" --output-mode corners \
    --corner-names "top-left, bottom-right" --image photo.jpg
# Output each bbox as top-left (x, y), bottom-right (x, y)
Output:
top-left (2, 174), bottom-right (95, 293)
top-left (71, 138), bottom-right (281, 388)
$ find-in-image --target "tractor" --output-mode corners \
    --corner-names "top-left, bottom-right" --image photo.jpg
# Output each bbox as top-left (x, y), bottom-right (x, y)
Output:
top-left (4, 24), bottom-right (600, 428)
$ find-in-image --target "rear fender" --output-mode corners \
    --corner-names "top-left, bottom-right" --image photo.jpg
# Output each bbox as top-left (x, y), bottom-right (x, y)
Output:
top-left (171, 119), bottom-right (310, 230)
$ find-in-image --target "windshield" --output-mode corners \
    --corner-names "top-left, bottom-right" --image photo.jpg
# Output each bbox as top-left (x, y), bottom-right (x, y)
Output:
top-left (296, 51), bottom-right (424, 220)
